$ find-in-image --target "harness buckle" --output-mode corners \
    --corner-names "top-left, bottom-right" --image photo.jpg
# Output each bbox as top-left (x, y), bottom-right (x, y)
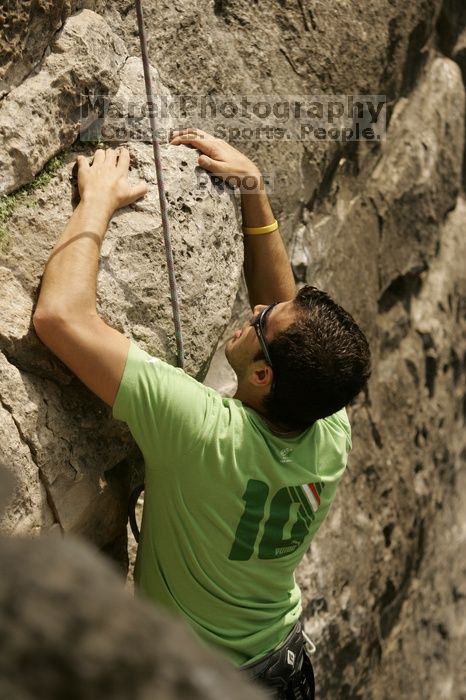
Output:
top-left (302, 628), bottom-right (316, 656)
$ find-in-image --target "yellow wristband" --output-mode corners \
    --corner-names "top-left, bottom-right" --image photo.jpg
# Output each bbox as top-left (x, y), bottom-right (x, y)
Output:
top-left (242, 219), bottom-right (279, 235)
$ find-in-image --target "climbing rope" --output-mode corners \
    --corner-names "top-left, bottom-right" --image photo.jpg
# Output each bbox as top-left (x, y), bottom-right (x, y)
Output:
top-left (129, 0), bottom-right (185, 543)
top-left (134, 0), bottom-right (185, 371)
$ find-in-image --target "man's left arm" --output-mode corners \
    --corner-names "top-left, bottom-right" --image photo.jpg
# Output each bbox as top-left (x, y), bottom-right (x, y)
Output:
top-left (33, 147), bottom-right (147, 407)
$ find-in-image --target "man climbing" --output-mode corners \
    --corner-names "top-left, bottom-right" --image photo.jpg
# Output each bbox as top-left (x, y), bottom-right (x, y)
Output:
top-left (33, 128), bottom-right (371, 699)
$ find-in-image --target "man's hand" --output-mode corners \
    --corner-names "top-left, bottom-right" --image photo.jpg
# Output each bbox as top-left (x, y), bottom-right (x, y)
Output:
top-left (170, 127), bottom-right (295, 308)
top-left (76, 147), bottom-right (148, 215)
top-left (169, 128), bottom-right (261, 189)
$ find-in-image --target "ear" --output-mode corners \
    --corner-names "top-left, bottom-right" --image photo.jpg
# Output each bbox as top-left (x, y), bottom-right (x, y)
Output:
top-left (249, 363), bottom-right (274, 389)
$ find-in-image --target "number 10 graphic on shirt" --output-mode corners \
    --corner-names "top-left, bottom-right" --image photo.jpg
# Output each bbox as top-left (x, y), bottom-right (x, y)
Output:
top-left (229, 479), bottom-right (324, 560)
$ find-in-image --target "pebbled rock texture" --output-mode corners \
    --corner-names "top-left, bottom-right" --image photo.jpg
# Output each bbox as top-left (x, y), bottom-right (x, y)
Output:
top-left (0, 11), bottom-right (243, 561)
top-left (1, 1), bottom-right (466, 698)
top-left (291, 59), bottom-right (466, 694)
top-left (0, 10), bottom-right (127, 195)
top-left (0, 137), bottom-right (242, 546)
top-left (0, 1), bottom-right (109, 98)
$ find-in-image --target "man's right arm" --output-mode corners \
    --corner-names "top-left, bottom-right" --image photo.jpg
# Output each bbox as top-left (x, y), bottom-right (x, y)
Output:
top-left (169, 128), bottom-right (296, 309)
top-left (240, 174), bottom-right (296, 308)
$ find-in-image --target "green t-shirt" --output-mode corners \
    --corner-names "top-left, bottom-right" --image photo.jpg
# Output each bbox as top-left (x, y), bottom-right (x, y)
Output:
top-left (113, 340), bottom-right (351, 666)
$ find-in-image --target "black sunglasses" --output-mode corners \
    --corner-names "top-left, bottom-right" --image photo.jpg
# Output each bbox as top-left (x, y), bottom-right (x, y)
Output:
top-left (250, 303), bottom-right (277, 368)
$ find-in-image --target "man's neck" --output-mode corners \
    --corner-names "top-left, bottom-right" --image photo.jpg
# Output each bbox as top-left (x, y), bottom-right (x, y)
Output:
top-left (234, 387), bottom-right (303, 437)
top-left (261, 416), bottom-right (304, 438)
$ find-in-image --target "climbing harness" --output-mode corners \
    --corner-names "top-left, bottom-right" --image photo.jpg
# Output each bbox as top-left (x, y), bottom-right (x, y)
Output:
top-left (241, 620), bottom-right (316, 699)
top-left (129, 0), bottom-right (186, 542)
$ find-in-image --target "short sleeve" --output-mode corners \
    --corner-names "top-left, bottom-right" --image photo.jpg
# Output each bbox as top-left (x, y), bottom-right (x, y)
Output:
top-left (112, 340), bottom-right (215, 462)
top-left (322, 407), bottom-right (352, 456)
top-left (335, 407), bottom-right (352, 454)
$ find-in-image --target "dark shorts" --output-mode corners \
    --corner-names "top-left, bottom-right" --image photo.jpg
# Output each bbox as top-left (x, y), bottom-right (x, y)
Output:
top-left (241, 621), bottom-right (315, 700)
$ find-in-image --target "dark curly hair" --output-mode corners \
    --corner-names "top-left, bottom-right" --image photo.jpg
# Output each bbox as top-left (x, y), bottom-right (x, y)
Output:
top-left (258, 285), bottom-right (371, 430)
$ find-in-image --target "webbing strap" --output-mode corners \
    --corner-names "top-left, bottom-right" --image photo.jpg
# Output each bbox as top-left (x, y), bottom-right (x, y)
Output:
top-left (128, 483), bottom-right (144, 543)
top-left (134, 0), bottom-right (185, 370)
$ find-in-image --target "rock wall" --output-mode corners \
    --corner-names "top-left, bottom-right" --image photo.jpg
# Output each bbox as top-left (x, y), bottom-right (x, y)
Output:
top-left (0, 6), bottom-right (243, 557)
top-left (1, 1), bottom-right (465, 698)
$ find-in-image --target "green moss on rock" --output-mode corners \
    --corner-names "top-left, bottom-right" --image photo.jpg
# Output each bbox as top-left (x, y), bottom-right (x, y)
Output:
top-left (0, 154), bottom-right (66, 247)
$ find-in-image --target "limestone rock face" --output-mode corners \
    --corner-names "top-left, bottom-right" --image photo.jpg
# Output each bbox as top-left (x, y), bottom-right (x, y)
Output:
top-left (370, 57), bottom-right (464, 294)
top-left (1, 0), bottom-right (466, 698)
top-left (0, 1), bottom-right (108, 98)
top-left (115, 0), bottom-right (445, 232)
top-left (0, 140), bottom-right (242, 545)
top-left (291, 60), bottom-right (466, 694)
top-left (0, 9), bottom-right (243, 560)
top-left (0, 0), bottom-right (69, 98)
top-left (0, 10), bottom-right (127, 195)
